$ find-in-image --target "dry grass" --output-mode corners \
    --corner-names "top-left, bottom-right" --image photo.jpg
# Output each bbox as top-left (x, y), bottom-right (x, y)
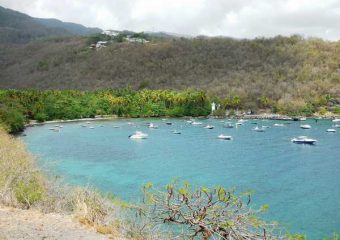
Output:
top-left (0, 128), bottom-right (169, 239)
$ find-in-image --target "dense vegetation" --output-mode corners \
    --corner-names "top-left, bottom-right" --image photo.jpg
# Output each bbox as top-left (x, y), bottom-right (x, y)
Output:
top-left (0, 89), bottom-right (210, 133)
top-left (0, 35), bottom-right (339, 111)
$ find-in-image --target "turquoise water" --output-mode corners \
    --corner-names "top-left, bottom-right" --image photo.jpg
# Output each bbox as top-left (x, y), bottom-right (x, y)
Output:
top-left (23, 119), bottom-right (340, 239)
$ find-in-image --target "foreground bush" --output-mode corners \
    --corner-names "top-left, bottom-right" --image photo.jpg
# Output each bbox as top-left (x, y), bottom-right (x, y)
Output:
top-left (141, 181), bottom-right (279, 239)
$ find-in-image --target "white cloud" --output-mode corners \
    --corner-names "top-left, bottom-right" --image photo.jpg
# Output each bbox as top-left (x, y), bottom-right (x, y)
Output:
top-left (0, 0), bottom-right (339, 40)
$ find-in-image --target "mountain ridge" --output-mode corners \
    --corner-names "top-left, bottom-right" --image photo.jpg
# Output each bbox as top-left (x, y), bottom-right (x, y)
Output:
top-left (0, 6), bottom-right (101, 43)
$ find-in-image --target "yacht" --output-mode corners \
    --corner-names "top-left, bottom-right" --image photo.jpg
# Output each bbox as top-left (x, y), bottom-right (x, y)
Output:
top-left (129, 131), bottom-right (148, 139)
top-left (148, 123), bottom-right (158, 129)
top-left (223, 123), bottom-right (234, 128)
top-left (253, 126), bottom-right (266, 132)
top-left (300, 124), bottom-right (311, 129)
top-left (217, 134), bottom-right (232, 140)
top-left (191, 121), bottom-right (203, 125)
top-left (291, 136), bottom-right (317, 144)
top-left (326, 129), bottom-right (336, 133)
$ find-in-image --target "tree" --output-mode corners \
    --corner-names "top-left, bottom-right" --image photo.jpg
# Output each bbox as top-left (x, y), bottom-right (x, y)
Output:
top-left (141, 181), bottom-right (278, 240)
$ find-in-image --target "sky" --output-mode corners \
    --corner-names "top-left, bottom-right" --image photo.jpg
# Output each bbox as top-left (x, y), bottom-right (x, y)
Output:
top-left (1, 0), bottom-right (340, 40)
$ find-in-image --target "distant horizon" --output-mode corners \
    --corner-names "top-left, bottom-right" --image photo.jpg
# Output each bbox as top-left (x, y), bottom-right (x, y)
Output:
top-left (0, 0), bottom-right (339, 41)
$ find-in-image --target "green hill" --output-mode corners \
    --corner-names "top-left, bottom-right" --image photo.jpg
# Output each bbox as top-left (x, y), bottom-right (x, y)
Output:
top-left (0, 6), bottom-right (101, 43)
top-left (0, 34), bottom-right (339, 111)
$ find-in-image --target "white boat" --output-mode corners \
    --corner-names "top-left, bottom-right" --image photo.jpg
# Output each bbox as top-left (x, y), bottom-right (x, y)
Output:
top-left (332, 119), bottom-right (340, 122)
top-left (172, 130), bottom-right (181, 134)
top-left (59, 125), bottom-right (63, 128)
top-left (238, 119), bottom-right (247, 123)
top-left (81, 125), bottom-right (87, 127)
top-left (223, 123), bottom-right (234, 128)
top-left (89, 126), bottom-right (95, 129)
top-left (300, 124), bottom-right (311, 129)
top-left (217, 134), bottom-right (232, 140)
top-left (129, 131), bottom-right (148, 139)
top-left (148, 123), bottom-right (158, 129)
top-left (253, 126), bottom-right (265, 132)
top-left (236, 122), bottom-right (243, 126)
top-left (326, 129), bottom-right (336, 133)
top-left (186, 120), bottom-right (193, 123)
top-left (291, 136), bottom-right (317, 144)
top-left (113, 126), bottom-right (120, 128)
top-left (191, 121), bottom-right (202, 125)
top-left (204, 125), bottom-right (214, 129)
top-left (273, 123), bottom-right (285, 127)
top-left (300, 117), bottom-right (307, 121)
top-left (333, 124), bottom-right (340, 128)
top-left (48, 128), bottom-right (55, 130)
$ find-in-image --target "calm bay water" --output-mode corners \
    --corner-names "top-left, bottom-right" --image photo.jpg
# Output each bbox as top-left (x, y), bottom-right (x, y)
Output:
top-left (22, 118), bottom-right (340, 239)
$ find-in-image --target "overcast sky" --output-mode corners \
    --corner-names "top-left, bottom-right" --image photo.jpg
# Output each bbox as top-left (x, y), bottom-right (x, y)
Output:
top-left (1, 0), bottom-right (339, 40)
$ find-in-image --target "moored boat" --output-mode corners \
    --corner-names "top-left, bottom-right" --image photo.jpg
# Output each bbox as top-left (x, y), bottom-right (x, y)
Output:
top-left (300, 124), bottom-right (311, 129)
top-left (326, 129), bottom-right (336, 133)
top-left (204, 125), bottom-right (214, 129)
top-left (217, 134), bottom-right (232, 140)
top-left (172, 130), bottom-right (181, 134)
top-left (129, 131), bottom-right (148, 139)
top-left (223, 123), bottom-right (234, 128)
top-left (253, 126), bottom-right (265, 132)
top-left (291, 136), bottom-right (317, 144)
top-left (148, 123), bottom-right (158, 129)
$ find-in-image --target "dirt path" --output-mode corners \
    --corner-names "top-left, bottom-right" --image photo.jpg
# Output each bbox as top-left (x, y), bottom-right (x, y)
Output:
top-left (0, 206), bottom-right (109, 240)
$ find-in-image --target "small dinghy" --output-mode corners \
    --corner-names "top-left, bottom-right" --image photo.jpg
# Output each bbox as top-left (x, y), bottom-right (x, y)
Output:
top-left (172, 130), bottom-right (181, 134)
top-left (291, 136), bottom-right (317, 144)
top-left (217, 134), bottom-right (232, 140)
top-left (204, 125), bottom-right (214, 129)
top-left (253, 126), bottom-right (266, 132)
top-left (326, 129), bottom-right (336, 133)
top-left (129, 131), bottom-right (148, 139)
top-left (148, 123), bottom-right (158, 129)
top-left (223, 123), bottom-right (234, 128)
top-left (300, 124), bottom-right (311, 129)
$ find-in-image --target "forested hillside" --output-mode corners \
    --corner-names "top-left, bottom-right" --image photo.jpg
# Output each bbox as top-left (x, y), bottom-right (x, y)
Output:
top-left (0, 6), bottom-right (101, 43)
top-left (0, 35), bottom-right (339, 111)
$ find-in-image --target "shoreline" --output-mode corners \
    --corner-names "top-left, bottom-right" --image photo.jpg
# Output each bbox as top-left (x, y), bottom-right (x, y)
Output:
top-left (25, 115), bottom-right (119, 127)
top-left (25, 113), bottom-right (340, 128)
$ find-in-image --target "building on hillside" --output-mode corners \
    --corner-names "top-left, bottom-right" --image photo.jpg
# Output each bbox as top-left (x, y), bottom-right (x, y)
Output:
top-left (96, 41), bottom-right (107, 49)
top-left (126, 36), bottom-right (150, 43)
top-left (102, 30), bottom-right (119, 36)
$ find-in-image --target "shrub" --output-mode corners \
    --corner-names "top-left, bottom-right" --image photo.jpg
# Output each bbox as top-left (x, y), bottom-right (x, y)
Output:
top-left (15, 176), bottom-right (45, 209)
top-left (34, 112), bottom-right (48, 122)
top-left (0, 108), bottom-right (25, 133)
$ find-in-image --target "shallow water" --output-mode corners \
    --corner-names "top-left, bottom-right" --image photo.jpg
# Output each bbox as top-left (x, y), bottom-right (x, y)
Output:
top-left (23, 118), bottom-right (340, 238)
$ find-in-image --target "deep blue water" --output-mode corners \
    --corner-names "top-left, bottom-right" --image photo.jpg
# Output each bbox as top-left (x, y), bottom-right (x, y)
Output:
top-left (22, 119), bottom-right (340, 239)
